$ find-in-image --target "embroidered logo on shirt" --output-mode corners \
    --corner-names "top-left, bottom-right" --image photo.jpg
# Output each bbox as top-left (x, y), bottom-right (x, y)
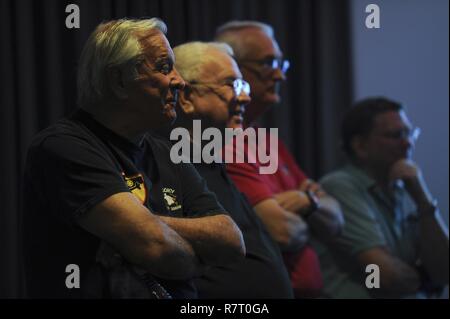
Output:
top-left (162, 187), bottom-right (182, 212)
top-left (122, 173), bottom-right (147, 204)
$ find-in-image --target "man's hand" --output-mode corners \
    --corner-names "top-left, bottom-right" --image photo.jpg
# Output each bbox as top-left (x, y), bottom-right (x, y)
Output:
top-left (299, 179), bottom-right (326, 197)
top-left (390, 159), bottom-right (449, 285)
top-left (274, 190), bottom-right (311, 214)
top-left (389, 159), bottom-right (421, 183)
top-left (298, 179), bottom-right (344, 239)
top-left (389, 159), bottom-right (434, 211)
top-left (254, 198), bottom-right (309, 252)
top-left (159, 214), bottom-right (246, 267)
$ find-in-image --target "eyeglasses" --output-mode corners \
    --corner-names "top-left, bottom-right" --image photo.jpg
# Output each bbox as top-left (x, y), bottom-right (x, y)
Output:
top-left (190, 78), bottom-right (251, 97)
top-left (240, 57), bottom-right (290, 75)
top-left (379, 126), bottom-right (421, 142)
top-left (232, 78), bottom-right (251, 96)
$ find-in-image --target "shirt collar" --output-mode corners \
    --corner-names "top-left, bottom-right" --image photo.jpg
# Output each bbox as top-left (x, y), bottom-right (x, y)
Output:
top-left (72, 108), bottom-right (146, 158)
top-left (345, 163), bottom-right (377, 190)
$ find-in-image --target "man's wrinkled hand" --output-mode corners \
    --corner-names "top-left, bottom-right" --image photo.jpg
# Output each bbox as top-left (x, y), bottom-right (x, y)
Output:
top-left (274, 190), bottom-right (311, 213)
top-left (299, 179), bottom-right (326, 197)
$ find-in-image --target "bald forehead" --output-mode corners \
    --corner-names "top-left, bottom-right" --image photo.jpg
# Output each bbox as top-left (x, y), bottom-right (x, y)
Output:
top-left (200, 49), bottom-right (241, 82)
top-left (232, 27), bottom-right (282, 60)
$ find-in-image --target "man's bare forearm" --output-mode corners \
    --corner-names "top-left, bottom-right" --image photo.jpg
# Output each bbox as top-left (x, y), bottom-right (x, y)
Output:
top-left (273, 190), bottom-right (343, 243)
top-left (254, 198), bottom-right (309, 252)
top-left (358, 247), bottom-right (421, 296)
top-left (418, 208), bottom-right (449, 285)
top-left (399, 167), bottom-right (449, 285)
top-left (159, 214), bottom-right (246, 266)
top-left (78, 192), bottom-right (201, 281)
top-left (281, 212), bottom-right (309, 252)
top-left (138, 216), bottom-right (202, 280)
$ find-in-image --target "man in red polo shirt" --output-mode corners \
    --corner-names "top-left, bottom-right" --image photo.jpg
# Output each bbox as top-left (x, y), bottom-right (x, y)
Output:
top-left (216, 21), bottom-right (344, 298)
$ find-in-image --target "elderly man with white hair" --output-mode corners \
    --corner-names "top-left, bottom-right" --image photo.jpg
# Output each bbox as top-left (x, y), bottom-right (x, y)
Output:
top-left (172, 41), bottom-right (294, 298)
top-left (22, 18), bottom-right (245, 299)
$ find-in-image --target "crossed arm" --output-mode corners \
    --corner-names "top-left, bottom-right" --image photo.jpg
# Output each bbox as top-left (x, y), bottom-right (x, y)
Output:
top-left (158, 214), bottom-right (246, 267)
top-left (254, 198), bottom-right (309, 252)
top-left (273, 179), bottom-right (344, 240)
top-left (78, 192), bottom-right (245, 280)
top-left (252, 179), bottom-right (343, 252)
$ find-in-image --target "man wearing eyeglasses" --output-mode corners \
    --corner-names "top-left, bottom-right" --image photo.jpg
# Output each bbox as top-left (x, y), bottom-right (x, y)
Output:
top-left (215, 21), bottom-right (343, 298)
top-left (317, 97), bottom-right (449, 298)
top-left (172, 41), bottom-right (294, 298)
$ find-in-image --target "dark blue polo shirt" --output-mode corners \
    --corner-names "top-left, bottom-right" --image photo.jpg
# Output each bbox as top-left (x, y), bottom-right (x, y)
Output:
top-left (193, 162), bottom-right (294, 298)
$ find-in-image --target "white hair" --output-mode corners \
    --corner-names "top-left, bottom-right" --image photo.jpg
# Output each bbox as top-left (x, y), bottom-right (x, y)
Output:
top-left (173, 41), bottom-right (234, 83)
top-left (77, 18), bottom-right (167, 107)
top-left (214, 20), bottom-right (274, 60)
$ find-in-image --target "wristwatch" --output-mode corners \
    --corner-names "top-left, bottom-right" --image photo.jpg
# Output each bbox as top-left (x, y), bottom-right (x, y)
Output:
top-left (303, 190), bottom-right (319, 219)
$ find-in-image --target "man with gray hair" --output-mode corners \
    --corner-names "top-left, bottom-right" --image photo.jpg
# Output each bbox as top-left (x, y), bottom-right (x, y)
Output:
top-left (22, 18), bottom-right (245, 298)
top-left (173, 41), bottom-right (293, 298)
top-left (215, 21), bottom-right (343, 298)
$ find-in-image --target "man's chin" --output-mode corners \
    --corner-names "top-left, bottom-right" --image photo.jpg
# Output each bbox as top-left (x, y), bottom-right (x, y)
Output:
top-left (167, 108), bottom-right (177, 118)
top-left (227, 122), bottom-right (243, 129)
top-left (398, 152), bottom-right (412, 161)
top-left (158, 110), bottom-right (177, 128)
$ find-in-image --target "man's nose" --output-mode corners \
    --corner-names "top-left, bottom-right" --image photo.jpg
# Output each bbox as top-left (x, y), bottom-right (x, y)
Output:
top-left (237, 90), bottom-right (251, 105)
top-left (272, 67), bottom-right (286, 81)
top-left (402, 136), bottom-right (413, 149)
top-left (170, 68), bottom-right (186, 90)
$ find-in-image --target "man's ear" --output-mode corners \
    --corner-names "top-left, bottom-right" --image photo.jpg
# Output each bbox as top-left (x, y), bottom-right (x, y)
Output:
top-left (106, 66), bottom-right (129, 100)
top-left (178, 87), bottom-right (196, 116)
top-left (351, 136), bottom-right (369, 160)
